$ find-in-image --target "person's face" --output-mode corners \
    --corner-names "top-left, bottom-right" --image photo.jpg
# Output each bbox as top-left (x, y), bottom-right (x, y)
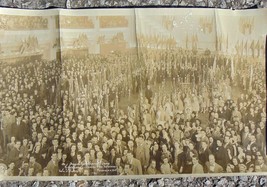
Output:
top-left (87, 142), bottom-right (92, 149)
top-left (127, 153), bottom-right (133, 161)
top-left (63, 154), bottom-right (67, 160)
top-left (29, 157), bottom-right (35, 163)
top-left (163, 158), bottom-right (168, 164)
top-left (72, 132), bottom-right (77, 138)
top-left (150, 161), bottom-right (156, 168)
top-left (95, 145), bottom-right (100, 152)
top-left (102, 143), bottom-right (107, 150)
top-left (77, 143), bottom-right (83, 150)
top-left (250, 123), bottom-right (255, 130)
top-left (255, 165), bottom-right (261, 172)
top-left (162, 144), bottom-right (167, 152)
top-left (90, 150), bottom-right (95, 157)
top-left (97, 152), bottom-right (103, 159)
top-left (226, 165), bottom-right (232, 172)
top-left (137, 137), bottom-right (144, 144)
top-left (128, 140), bottom-right (134, 147)
top-left (115, 157), bottom-right (121, 165)
top-left (53, 140), bottom-right (58, 146)
top-left (209, 155), bottom-right (215, 165)
top-left (233, 158), bottom-right (238, 165)
top-left (122, 130), bottom-right (126, 136)
top-left (84, 153), bottom-right (90, 160)
top-left (188, 141), bottom-right (195, 149)
top-left (22, 138), bottom-right (28, 145)
top-left (52, 154), bottom-right (57, 161)
top-left (9, 163), bottom-right (15, 169)
top-left (192, 156), bottom-right (199, 165)
top-left (246, 155), bottom-right (251, 161)
top-left (124, 165), bottom-right (130, 173)
top-left (250, 136), bottom-right (256, 142)
top-left (239, 165), bottom-right (246, 172)
top-left (201, 141), bottom-right (207, 148)
top-left (43, 170), bottom-right (49, 176)
top-left (66, 137), bottom-right (71, 144)
top-left (258, 156), bottom-right (264, 165)
top-left (216, 140), bottom-right (222, 147)
top-left (15, 142), bottom-right (21, 149)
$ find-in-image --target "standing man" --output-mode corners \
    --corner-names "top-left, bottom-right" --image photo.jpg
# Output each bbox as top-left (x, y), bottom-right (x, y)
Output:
top-left (46, 153), bottom-right (59, 176)
top-left (126, 152), bottom-right (142, 175)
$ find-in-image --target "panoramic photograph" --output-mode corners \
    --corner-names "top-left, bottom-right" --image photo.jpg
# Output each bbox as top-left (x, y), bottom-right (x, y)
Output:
top-left (0, 8), bottom-right (266, 178)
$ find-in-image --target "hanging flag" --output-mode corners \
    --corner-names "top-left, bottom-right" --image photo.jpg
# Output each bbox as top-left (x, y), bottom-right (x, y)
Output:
top-left (250, 40), bottom-right (255, 57)
top-left (241, 40), bottom-right (244, 56)
top-left (231, 56), bottom-right (235, 80)
top-left (212, 55), bottom-right (217, 73)
top-left (249, 64), bottom-right (253, 91)
top-left (244, 40), bottom-right (248, 56)
top-left (255, 39), bottom-right (260, 57)
top-left (215, 35), bottom-right (218, 51)
top-left (195, 33), bottom-right (198, 49)
top-left (191, 34), bottom-right (195, 50)
top-left (261, 43), bottom-right (264, 57)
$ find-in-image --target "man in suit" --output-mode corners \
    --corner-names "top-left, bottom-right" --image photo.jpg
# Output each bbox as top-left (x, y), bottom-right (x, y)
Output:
top-left (46, 153), bottom-right (59, 176)
top-left (135, 136), bottom-right (150, 169)
top-left (257, 155), bottom-right (267, 172)
top-left (2, 110), bottom-right (16, 150)
top-left (93, 151), bottom-right (109, 176)
top-left (8, 141), bottom-right (21, 164)
top-left (192, 155), bottom-right (204, 174)
top-left (114, 139), bottom-right (126, 156)
top-left (126, 152), bottom-right (142, 175)
top-left (127, 140), bottom-right (136, 157)
top-left (47, 139), bottom-right (59, 160)
top-left (205, 154), bottom-right (224, 173)
top-left (214, 139), bottom-right (228, 170)
top-left (146, 160), bottom-right (158, 175)
top-left (121, 163), bottom-right (134, 175)
top-left (28, 155), bottom-right (42, 175)
top-left (198, 140), bottom-right (211, 166)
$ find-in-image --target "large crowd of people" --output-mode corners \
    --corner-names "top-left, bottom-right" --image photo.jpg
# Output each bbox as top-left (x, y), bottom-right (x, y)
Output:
top-left (0, 42), bottom-right (266, 176)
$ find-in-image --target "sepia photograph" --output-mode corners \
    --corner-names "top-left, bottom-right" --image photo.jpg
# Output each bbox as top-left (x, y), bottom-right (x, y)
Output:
top-left (0, 8), bottom-right (266, 179)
